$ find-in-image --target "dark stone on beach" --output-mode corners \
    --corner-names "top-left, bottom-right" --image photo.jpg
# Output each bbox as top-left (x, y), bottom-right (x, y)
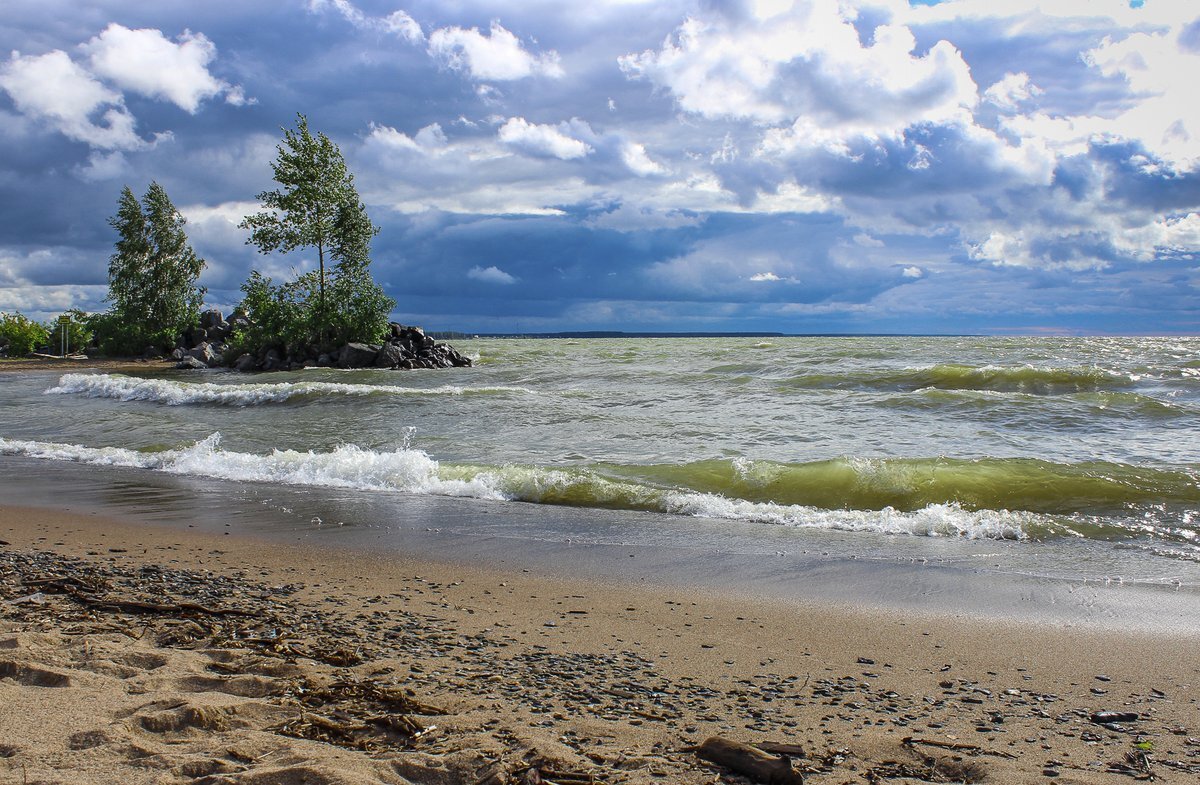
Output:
top-left (1090, 711), bottom-right (1138, 724)
top-left (233, 354), bottom-right (257, 372)
top-left (337, 342), bottom-right (379, 368)
top-left (176, 355), bottom-right (208, 370)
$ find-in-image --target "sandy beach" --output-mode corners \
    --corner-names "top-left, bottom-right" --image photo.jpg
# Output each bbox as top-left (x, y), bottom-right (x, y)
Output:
top-left (1, 504), bottom-right (1197, 784)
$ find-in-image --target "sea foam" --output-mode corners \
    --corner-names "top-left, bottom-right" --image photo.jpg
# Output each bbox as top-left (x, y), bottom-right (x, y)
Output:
top-left (0, 434), bottom-right (1033, 540)
top-left (45, 373), bottom-right (532, 406)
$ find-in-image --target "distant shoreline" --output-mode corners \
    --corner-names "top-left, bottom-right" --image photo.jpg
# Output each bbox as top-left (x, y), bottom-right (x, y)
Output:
top-left (435, 330), bottom-right (978, 339)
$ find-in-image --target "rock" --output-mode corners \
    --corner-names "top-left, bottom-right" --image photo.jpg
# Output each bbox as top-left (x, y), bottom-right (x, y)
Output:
top-left (170, 348), bottom-right (185, 361)
top-left (337, 342), bottom-right (379, 368)
top-left (188, 343), bottom-right (220, 365)
top-left (233, 354), bottom-right (257, 372)
top-left (375, 343), bottom-right (404, 368)
top-left (176, 356), bottom-right (208, 370)
top-left (262, 348), bottom-right (284, 372)
top-left (316, 353), bottom-right (332, 367)
top-left (198, 309), bottom-right (224, 330)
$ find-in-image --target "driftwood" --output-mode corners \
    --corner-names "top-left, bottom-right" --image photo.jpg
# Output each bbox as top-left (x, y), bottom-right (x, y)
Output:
top-left (902, 736), bottom-right (1018, 760)
top-left (70, 593), bottom-right (254, 617)
top-left (695, 736), bottom-right (804, 784)
top-left (26, 577), bottom-right (253, 617)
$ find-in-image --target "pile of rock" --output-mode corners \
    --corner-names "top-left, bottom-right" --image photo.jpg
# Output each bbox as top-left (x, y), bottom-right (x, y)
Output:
top-left (171, 309), bottom-right (246, 369)
top-left (173, 309), bottom-right (473, 372)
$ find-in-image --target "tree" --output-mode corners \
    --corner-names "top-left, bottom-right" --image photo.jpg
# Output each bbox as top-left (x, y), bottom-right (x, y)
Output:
top-left (236, 115), bottom-right (394, 354)
top-left (0, 311), bottom-right (49, 357)
top-left (101, 182), bottom-right (206, 354)
top-left (240, 114), bottom-right (385, 341)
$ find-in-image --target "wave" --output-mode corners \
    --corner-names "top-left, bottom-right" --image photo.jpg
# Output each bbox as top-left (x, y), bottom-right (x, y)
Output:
top-left (4, 436), bottom-right (1197, 543)
top-left (782, 364), bottom-right (1136, 394)
top-left (877, 388), bottom-right (1189, 419)
top-left (45, 373), bottom-right (532, 407)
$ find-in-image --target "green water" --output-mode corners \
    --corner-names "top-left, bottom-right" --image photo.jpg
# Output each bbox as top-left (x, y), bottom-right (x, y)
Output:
top-left (2, 336), bottom-right (1198, 571)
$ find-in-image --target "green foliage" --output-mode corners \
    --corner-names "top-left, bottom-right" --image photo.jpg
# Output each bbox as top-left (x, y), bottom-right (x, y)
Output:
top-left (86, 311), bottom-right (176, 357)
top-left (42, 309), bottom-right (92, 355)
top-left (100, 182), bottom-right (206, 355)
top-left (0, 311), bottom-right (50, 357)
top-left (236, 115), bottom-right (393, 356)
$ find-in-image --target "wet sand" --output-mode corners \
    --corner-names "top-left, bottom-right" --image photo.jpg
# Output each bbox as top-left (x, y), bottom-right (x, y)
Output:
top-left (1, 503), bottom-right (1198, 784)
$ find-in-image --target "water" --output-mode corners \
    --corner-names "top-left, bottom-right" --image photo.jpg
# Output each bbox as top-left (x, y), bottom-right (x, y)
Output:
top-left (2, 336), bottom-right (1199, 618)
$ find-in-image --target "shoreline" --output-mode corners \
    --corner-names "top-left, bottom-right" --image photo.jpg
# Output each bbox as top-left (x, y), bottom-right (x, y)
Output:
top-left (1, 453), bottom-right (1198, 638)
top-left (2, 503), bottom-right (1198, 783)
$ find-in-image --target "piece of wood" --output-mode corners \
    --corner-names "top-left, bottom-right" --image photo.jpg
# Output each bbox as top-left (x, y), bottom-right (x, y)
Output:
top-left (902, 736), bottom-right (1018, 760)
top-left (695, 736), bottom-right (804, 784)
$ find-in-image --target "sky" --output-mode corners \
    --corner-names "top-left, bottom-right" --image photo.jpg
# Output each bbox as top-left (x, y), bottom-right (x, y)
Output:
top-left (0, 0), bottom-right (1197, 335)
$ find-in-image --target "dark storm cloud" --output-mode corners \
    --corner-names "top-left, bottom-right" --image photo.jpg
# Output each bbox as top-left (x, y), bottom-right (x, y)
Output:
top-left (0, 0), bottom-right (1197, 332)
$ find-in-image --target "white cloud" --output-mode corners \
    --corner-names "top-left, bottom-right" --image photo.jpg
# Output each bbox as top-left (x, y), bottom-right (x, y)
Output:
top-left (902, 266), bottom-right (923, 279)
top-left (366, 122), bottom-right (448, 154)
top-left (74, 150), bottom-right (128, 181)
top-left (383, 11), bottom-right (424, 43)
top-left (83, 24), bottom-right (231, 113)
top-left (0, 49), bottom-right (141, 149)
top-left (749, 271), bottom-right (781, 282)
top-left (498, 117), bottom-right (591, 159)
top-left (429, 21), bottom-right (563, 81)
top-left (621, 141), bottom-right (667, 176)
top-left (467, 265), bottom-right (517, 284)
top-left (1082, 26), bottom-right (1200, 167)
top-left (620, 2), bottom-right (977, 143)
top-left (307, 0), bottom-right (424, 42)
top-left (984, 72), bottom-right (1043, 112)
top-left (853, 233), bottom-right (885, 247)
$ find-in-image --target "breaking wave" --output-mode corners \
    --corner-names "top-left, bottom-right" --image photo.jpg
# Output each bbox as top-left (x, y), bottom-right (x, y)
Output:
top-left (782, 364), bottom-right (1137, 394)
top-left (45, 373), bottom-right (533, 406)
top-left (4, 435), bottom-right (1198, 543)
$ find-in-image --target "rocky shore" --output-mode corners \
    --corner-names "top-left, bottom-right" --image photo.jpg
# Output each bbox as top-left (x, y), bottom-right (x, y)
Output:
top-left (170, 309), bottom-right (473, 372)
top-left (2, 506), bottom-right (1198, 784)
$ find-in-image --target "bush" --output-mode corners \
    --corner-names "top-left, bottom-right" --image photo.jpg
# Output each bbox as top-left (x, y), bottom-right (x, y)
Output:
top-left (86, 311), bottom-right (173, 357)
top-left (0, 311), bottom-right (50, 357)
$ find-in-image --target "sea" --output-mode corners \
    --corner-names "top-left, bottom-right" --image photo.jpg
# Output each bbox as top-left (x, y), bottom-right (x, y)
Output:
top-left (2, 336), bottom-right (1199, 630)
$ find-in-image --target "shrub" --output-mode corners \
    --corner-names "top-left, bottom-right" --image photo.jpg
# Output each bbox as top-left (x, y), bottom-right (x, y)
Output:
top-left (0, 311), bottom-right (50, 357)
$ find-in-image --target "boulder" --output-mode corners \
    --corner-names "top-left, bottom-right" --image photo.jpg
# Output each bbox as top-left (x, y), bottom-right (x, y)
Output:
top-left (375, 343), bottom-right (405, 368)
top-left (188, 343), bottom-right (220, 365)
top-left (262, 348), bottom-right (284, 372)
top-left (176, 355), bottom-right (208, 370)
top-left (337, 342), bottom-right (379, 368)
top-left (233, 353), bottom-right (257, 372)
top-left (199, 309), bottom-right (224, 330)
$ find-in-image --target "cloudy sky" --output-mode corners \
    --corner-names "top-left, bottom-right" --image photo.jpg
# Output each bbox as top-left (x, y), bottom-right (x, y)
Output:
top-left (1, 0), bottom-right (1197, 334)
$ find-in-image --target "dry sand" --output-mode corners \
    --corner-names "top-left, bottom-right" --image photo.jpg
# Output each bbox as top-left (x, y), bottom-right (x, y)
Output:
top-left (0, 357), bottom-right (165, 375)
top-left (1, 504), bottom-right (1197, 784)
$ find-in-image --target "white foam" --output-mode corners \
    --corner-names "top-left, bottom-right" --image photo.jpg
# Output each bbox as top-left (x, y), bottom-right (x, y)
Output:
top-left (45, 373), bottom-right (532, 406)
top-left (0, 434), bottom-right (1030, 539)
top-left (663, 493), bottom-right (1030, 539)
